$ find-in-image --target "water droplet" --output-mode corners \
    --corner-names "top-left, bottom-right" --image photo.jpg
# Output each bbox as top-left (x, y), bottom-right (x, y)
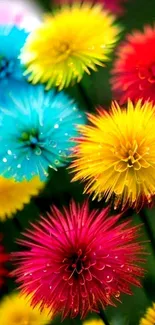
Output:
top-left (65, 132), bottom-right (68, 136)
top-left (127, 267), bottom-right (132, 273)
top-left (17, 164), bottom-right (21, 168)
top-left (54, 123), bottom-right (59, 129)
top-left (105, 274), bottom-right (113, 283)
top-left (2, 157), bottom-right (7, 163)
top-left (7, 150), bottom-right (12, 155)
top-left (35, 147), bottom-right (42, 155)
top-left (50, 141), bottom-right (57, 148)
top-left (115, 255), bottom-right (118, 259)
top-left (55, 160), bottom-right (59, 165)
top-left (43, 269), bottom-right (47, 273)
top-left (29, 273), bottom-right (32, 276)
top-left (115, 291), bottom-right (120, 298)
top-left (49, 286), bottom-right (52, 290)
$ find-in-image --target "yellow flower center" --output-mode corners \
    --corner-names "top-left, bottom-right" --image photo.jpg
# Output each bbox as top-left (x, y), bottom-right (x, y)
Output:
top-left (114, 140), bottom-right (150, 172)
top-left (53, 41), bottom-right (72, 62)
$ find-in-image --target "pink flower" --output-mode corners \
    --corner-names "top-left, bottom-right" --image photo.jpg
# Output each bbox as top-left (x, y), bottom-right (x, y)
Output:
top-left (0, 235), bottom-right (8, 288)
top-left (53, 0), bottom-right (127, 16)
top-left (13, 201), bottom-right (144, 319)
top-left (0, 0), bottom-right (41, 31)
top-left (99, 0), bottom-right (127, 16)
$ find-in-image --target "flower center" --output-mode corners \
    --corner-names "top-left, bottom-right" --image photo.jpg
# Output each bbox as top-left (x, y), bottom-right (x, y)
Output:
top-left (70, 249), bottom-right (85, 277)
top-left (63, 248), bottom-right (88, 280)
top-left (20, 130), bottom-right (42, 155)
top-left (0, 57), bottom-right (15, 78)
top-left (114, 140), bottom-right (150, 172)
top-left (54, 41), bottom-right (72, 62)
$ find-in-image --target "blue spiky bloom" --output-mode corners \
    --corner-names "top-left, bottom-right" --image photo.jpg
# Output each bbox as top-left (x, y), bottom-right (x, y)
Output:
top-left (0, 82), bottom-right (85, 180)
top-left (0, 25), bottom-right (28, 84)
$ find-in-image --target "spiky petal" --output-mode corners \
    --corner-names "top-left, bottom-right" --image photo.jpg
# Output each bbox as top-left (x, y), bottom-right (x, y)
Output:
top-left (71, 100), bottom-right (155, 210)
top-left (13, 201), bottom-right (144, 319)
top-left (21, 3), bottom-right (120, 90)
top-left (111, 26), bottom-right (155, 104)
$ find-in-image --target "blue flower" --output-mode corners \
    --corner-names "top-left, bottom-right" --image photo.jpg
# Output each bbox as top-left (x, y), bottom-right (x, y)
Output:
top-left (0, 25), bottom-right (28, 84)
top-left (0, 82), bottom-right (85, 180)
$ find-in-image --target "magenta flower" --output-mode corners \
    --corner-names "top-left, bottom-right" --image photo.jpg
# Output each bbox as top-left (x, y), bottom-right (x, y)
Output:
top-left (53, 0), bottom-right (127, 16)
top-left (99, 0), bottom-right (127, 16)
top-left (13, 201), bottom-right (144, 319)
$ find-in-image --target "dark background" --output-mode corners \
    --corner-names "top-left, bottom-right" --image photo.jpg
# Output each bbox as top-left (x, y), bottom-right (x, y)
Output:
top-left (1, 0), bottom-right (155, 324)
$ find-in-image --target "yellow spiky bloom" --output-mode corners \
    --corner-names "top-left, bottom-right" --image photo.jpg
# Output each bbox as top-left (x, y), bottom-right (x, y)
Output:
top-left (0, 292), bottom-right (51, 325)
top-left (71, 100), bottom-right (155, 209)
top-left (21, 3), bottom-right (120, 90)
top-left (83, 319), bottom-right (105, 325)
top-left (0, 176), bottom-right (43, 221)
top-left (139, 303), bottom-right (155, 325)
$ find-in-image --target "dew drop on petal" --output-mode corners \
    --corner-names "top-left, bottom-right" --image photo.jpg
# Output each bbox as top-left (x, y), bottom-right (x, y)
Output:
top-left (35, 147), bottom-right (42, 155)
top-left (115, 291), bottom-right (120, 298)
top-left (105, 274), bottom-right (113, 283)
top-left (2, 158), bottom-right (7, 163)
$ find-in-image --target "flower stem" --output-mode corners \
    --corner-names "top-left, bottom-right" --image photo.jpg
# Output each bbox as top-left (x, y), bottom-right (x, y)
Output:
top-left (13, 217), bottom-right (22, 232)
top-left (139, 209), bottom-right (155, 256)
top-left (99, 310), bottom-right (111, 325)
top-left (77, 82), bottom-right (93, 112)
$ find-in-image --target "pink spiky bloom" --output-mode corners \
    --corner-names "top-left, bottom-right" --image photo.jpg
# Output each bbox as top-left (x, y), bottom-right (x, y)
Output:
top-left (111, 26), bottom-right (155, 104)
top-left (0, 235), bottom-right (8, 288)
top-left (99, 0), bottom-right (127, 15)
top-left (53, 0), bottom-right (127, 16)
top-left (13, 201), bottom-right (145, 319)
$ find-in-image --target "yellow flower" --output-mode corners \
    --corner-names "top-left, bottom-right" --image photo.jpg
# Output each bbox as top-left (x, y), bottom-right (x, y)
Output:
top-left (0, 176), bottom-right (43, 221)
top-left (83, 319), bottom-right (105, 325)
top-left (0, 292), bottom-right (51, 325)
top-left (21, 3), bottom-right (120, 90)
top-left (71, 100), bottom-right (155, 209)
top-left (140, 303), bottom-right (155, 325)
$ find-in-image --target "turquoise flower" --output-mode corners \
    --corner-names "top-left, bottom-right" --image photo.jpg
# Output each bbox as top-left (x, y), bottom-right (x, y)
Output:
top-left (0, 82), bottom-right (85, 180)
top-left (0, 25), bottom-right (28, 84)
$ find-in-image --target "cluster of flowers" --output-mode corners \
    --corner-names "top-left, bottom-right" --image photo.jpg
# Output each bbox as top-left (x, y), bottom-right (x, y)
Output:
top-left (0, 0), bottom-right (155, 324)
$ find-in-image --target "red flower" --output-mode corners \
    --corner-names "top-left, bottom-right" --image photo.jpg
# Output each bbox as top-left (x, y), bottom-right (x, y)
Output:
top-left (13, 201), bottom-right (144, 319)
top-left (53, 0), bottom-right (127, 16)
top-left (0, 236), bottom-right (8, 288)
top-left (111, 26), bottom-right (155, 104)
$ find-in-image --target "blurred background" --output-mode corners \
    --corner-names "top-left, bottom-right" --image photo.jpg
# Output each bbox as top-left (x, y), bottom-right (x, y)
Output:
top-left (1, 0), bottom-right (155, 324)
